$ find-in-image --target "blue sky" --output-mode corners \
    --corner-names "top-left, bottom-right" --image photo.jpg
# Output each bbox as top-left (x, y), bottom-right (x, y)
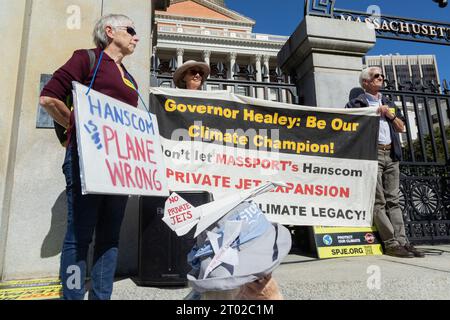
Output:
top-left (225, 0), bottom-right (450, 83)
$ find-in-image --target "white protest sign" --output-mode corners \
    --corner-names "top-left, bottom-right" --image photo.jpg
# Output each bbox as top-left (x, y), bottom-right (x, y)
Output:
top-left (162, 192), bottom-right (201, 235)
top-left (72, 82), bottom-right (169, 196)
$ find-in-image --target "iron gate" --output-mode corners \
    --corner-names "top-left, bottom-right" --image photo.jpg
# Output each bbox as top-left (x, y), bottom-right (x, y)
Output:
top-left (382, 79), bottom-right (450, 244)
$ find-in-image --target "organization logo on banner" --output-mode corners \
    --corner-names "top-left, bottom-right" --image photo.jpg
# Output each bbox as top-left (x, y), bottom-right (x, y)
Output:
top-left (323, 235), bottom-right (333, 246)
top-left (365, 233), bottom-right (376, 244)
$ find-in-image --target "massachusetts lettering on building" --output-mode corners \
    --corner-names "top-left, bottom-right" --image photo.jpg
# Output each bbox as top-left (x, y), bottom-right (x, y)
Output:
top-left (339, 14), bottom-right (450, 43)
top-left (305, 0), bottom-right (450, 46)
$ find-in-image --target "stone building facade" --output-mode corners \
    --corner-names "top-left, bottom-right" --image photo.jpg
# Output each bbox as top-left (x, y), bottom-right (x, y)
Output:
top-left (153, 0), bottom-right (293, 101)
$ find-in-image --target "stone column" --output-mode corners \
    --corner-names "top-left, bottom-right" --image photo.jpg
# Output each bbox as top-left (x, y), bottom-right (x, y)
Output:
top-left (263, 55), bottom-right (270, 83)
top-left (203, 50), bottom-right (211, 82)
top-left (150, 46), bottom-right (158, 86)
top-left (228, 52), bottom-right (237, 79)
top-left (151, 46), bottom-right (158, 71)
top-left (255, 54), bottom-right (262, 82)
top-left (254, 54), bottom-right (264, 99)
top-left (0, 0), bottom-right (31, 281)
top-left (203, 50), bottom-right (211, 66)
top-left (177, 48), bottom-right (184, 67)
top-left (278, 15), bottom-right (376, 108)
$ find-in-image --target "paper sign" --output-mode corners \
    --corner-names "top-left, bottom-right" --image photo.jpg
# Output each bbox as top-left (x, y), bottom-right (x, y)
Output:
top-left (72, 82), bottom-right (169, 196)
top-left (162, 192), bottom-right (200, 235)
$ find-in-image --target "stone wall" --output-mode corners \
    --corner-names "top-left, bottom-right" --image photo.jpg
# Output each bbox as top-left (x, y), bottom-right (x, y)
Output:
top-left (0, 0), bottom-right (152, 280)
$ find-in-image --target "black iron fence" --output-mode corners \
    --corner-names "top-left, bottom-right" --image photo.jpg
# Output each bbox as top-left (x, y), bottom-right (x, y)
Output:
top-left (381, 79), bottom-right (450, 244)
top-left (151, 55), bottom-right (298, 104)
top-left (151, 74), bottom-right (298, 104)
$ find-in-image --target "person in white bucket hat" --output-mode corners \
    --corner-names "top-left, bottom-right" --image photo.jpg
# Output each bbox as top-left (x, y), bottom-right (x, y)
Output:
top-left (187, 201), bottom-right (292, 300)
top-left (173, 60), bottom-right (210, 90)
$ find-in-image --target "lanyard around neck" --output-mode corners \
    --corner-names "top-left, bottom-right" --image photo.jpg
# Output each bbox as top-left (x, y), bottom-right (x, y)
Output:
top-left (85, 51), bottom-right (104, 96)
top-left (84, 50), bottom-right (153, 129)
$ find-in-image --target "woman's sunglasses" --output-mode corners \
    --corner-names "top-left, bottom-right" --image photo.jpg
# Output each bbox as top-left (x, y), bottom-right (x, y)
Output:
top-left (117, 26), bottom-right (137, 36)
top-left (188, 69), bottom-right (204, 77)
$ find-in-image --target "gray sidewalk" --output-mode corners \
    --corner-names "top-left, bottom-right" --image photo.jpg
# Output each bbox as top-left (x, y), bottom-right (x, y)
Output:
top-left (111, 245), bottom-right (450, 300)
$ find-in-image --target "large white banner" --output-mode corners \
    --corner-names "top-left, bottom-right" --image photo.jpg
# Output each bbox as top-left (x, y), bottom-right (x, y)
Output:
top-left (150, 88), bottom-right (380, 227)
top-left (73, 82), bottom-right (169, 196)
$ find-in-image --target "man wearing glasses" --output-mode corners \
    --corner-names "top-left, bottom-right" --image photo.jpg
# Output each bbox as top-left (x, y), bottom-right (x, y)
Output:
top-left (346, 67), bottom-right (425, 258)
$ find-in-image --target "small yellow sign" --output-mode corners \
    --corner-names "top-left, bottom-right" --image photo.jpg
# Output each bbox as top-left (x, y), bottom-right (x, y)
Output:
top-left (313, 226), bottom-right (383, 259)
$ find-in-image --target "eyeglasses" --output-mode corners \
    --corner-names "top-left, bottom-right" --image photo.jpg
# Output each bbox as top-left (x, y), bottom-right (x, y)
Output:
top-left (188, 69), bottom-right (204, 77)
top-left (116, 26), bottom-right (137, 36)
top-left (372, 73), bottom-right (385, 80)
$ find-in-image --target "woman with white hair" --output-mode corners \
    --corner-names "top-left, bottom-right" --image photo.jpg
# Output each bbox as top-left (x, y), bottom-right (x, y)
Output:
top-left (40, 14), bottom-right (140, 300)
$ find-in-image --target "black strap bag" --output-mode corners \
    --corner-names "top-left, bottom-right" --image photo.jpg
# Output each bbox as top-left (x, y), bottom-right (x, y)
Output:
top-left (53, 49), bottom-right (96, 147)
